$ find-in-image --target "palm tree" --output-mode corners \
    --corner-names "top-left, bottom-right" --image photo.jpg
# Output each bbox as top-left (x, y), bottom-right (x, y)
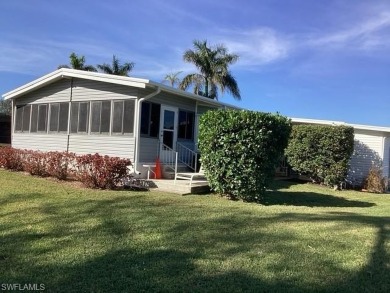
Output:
top-left (179, 40), bottom-right (241, 100)
top-left (97, 55), bottom-right (135, 76)
top-left (58, 53), bottom-right (97, 72)
top-left (163, 71), bottom-right (183, 87)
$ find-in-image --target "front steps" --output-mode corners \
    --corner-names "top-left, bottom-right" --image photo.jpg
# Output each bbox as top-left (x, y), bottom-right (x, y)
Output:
top-left (148, 179), bottom-right (210, 195)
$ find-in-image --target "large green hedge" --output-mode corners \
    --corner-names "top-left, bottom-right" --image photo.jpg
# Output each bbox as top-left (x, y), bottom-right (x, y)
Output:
top-left (198, 110), bottom-right (291, 201)
top-left (285, 125), bottom-right (354, 187)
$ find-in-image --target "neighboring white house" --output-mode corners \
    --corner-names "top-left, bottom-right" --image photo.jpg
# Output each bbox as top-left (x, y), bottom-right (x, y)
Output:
top-left (292, 118), bottom-right (390, 186)
top-left (2, 68), bottom-right (237, 178)
top-left (3, 68), bottom-right (389, 186)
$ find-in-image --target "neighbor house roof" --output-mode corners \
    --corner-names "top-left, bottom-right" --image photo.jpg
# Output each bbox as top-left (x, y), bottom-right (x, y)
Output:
top-left (291, 117), bottom-right (390, 134)
top-left (2, 68), bottom-right (239, 109)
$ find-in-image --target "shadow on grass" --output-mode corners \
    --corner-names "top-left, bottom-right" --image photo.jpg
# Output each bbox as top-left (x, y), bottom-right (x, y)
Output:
top-left (261, 190), bottom-right (375, 207)
top-left (0, 188), bottom-right (388, 292)
top-left (263, 180), bottom-right (375, 208)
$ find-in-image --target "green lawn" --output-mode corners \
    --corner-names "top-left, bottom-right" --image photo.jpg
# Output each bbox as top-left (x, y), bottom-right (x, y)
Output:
top-left (0, 169), bottom-right (389, 292)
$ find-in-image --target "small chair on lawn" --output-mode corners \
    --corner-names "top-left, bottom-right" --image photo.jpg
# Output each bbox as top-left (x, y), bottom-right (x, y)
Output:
top-left (174, 165), bottom-right (207, 187)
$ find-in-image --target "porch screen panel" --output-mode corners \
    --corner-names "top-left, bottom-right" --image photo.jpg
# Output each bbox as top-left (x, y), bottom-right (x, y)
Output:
top-left (91, 102), bottom-right (101, 133)
top-left (58, 103), bottom-right (69, 132)
top-left (123, 100), bottom-right (135, 134)
top-left (37, 104), bottom-right (47, 132)
top-left (14, 106), bottom-right (24, 132)
top-left (78, 102), bottom-right (89, 133)
top-left (22, 105), bottom-right (31, 132)
top-left (30, 105), bottom-right (38, 133)
top-left (70, 103), bottom-right (79, 133)
top-left (49, 104), bottom-right (59, 132)
top-left (112, 101), bottom-right (123, 133)
top-left (100, 101), bottom-right (111, 133)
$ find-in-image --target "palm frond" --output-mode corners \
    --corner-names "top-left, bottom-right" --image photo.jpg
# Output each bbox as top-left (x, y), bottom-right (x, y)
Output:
top-left (97, 64), bottom-right (113, 74)
top-left (84, 65), bottom-right (97, 72)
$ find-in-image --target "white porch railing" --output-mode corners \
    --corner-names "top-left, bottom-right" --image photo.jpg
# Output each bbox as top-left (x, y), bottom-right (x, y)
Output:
top-left (159, 143), bottom-right (178, 174)
top-left (176, 142), bottom-right (199, 172)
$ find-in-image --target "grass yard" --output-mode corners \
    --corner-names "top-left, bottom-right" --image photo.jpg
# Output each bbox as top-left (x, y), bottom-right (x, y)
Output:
top-left (0, 169), bottom-right (389, 292)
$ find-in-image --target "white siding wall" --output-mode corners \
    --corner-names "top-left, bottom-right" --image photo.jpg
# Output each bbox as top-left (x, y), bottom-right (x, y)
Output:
top-left (72, 78), bottom-right (137, 101)
top-left (14, 79), bottom-right (72, 105)
top-left (68, 136), bottom-right (135, 161)
top-left (347, 130), bottom-right (385, 185)
top-left (383, 136), bottom-right (390, 179)
top-left (148, 92), bottom-right (196, 111)
top-left (13, 134), bottom-right (68, 152)
top-left (139, 137), bottom-right (159, 162)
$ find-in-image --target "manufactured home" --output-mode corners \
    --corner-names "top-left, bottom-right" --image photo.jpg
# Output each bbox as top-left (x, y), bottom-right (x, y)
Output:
top-left (3, 69), bottom-right (390, 188)
top-left (2, 68), bottom-right (236, 179)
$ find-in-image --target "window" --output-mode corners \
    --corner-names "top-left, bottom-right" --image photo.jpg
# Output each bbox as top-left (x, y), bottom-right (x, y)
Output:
top-left (140, 102), bottom-right (160, 137)
top-left (90, 101), bottom-right (111, 134)
top-left (49, 103), bottom-right (69, 132)
top-left (16, 104), bottom-right (47, 133)
top-left (30, 105), bottom-right (38, 132)
top-left (37, 104), bottom-right (48, 132)
top-left (112, 100), bottom-right (135, 135)
top-left (71, 102), bottom-right (89, 133)
top-left (178, 110), bottom-right (195, 140)
top-left (31, 104), bottom-right (48, 133)
top-left (14, 105), bottom-right (31, 132)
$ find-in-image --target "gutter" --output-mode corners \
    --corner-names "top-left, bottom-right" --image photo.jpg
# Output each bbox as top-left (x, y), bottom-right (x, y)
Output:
top-left (133, 87), bottom-right (161, 173)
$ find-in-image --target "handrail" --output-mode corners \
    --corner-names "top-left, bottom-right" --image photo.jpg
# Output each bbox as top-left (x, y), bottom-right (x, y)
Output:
top-left (159, 142), bottom-right (178, 175)
top-left (176, 142), bottom-right (198, 172)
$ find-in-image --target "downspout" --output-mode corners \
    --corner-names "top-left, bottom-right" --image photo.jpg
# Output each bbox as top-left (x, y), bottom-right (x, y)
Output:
top-left (134, 87), bottom-right (161, 173)
top-left (66, 78), bottom-right (73, 152)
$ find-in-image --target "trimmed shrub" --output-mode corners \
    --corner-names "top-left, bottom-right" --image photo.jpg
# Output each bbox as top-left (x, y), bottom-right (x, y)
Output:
top-left (198, 109), bottom-right (291, 201)
top-left (0, 146), bottom-right (24, 171)
top-left (75, 153), bottom-right (131, 189)
top-left (23, 150), bottom-right (49, 177)
top-left (364, 166), bottom-right (387, 193)
top-left (46, 151), bottom-right (76, 180)
top-left (285, 125), bottom-right (354, 187)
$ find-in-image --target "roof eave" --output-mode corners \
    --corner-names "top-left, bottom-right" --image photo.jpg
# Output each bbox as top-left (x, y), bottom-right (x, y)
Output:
top-left (2, 68), bottom-right (149, 100)
top-left (291, 117), bottom-right (390, 134)
top-left (148, 80), bottom-right (241, 109)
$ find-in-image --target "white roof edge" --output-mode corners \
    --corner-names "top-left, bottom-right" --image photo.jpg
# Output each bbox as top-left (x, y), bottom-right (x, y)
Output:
top-left (291, 117), bottom-right (390, 133)
top-left (148, 80), bottom-right (241, 109)
top-left (2, 68), bottom-right (149, 100)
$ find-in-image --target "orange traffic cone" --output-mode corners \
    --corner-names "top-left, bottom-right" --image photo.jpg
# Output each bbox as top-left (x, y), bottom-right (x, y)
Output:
top-left (154, 157), bottom-right (162, 179)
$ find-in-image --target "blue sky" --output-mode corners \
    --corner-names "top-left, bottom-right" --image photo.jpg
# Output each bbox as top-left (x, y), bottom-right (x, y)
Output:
top-left (1, 0), bottom-right (390, 126)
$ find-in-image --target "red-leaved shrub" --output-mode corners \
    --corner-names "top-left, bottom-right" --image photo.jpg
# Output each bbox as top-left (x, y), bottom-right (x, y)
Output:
top-left (23, 150), bottom-right (50, 177)
top-left (75, 153), bottom-right (131, 189)
top-left (0, 147), bottom-right (24, 171)
top-left (46, 151), bottom-right (76, 180)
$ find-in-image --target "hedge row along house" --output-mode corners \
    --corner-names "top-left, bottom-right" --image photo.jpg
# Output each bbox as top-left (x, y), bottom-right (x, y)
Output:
top-left (2, 68), bottom-right (390, 190)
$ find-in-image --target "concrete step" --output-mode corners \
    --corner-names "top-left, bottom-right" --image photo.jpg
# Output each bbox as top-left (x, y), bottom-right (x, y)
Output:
top-left (149, 179), bottom-right (210, 195)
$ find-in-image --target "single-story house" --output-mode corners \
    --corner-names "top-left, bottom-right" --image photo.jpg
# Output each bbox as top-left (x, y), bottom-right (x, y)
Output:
top-left (2, 68), bottom-right (236, 178)
top-left (3, 68), bottom-right (389, 187)
top-left (292, 118), bottom-right (390, 187)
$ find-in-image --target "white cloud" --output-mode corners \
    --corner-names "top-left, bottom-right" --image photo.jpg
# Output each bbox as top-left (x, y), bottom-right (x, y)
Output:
top-left (307, 11), bottom-right (390, 50)
top-left (218, 28), bottom-right (291, 66)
